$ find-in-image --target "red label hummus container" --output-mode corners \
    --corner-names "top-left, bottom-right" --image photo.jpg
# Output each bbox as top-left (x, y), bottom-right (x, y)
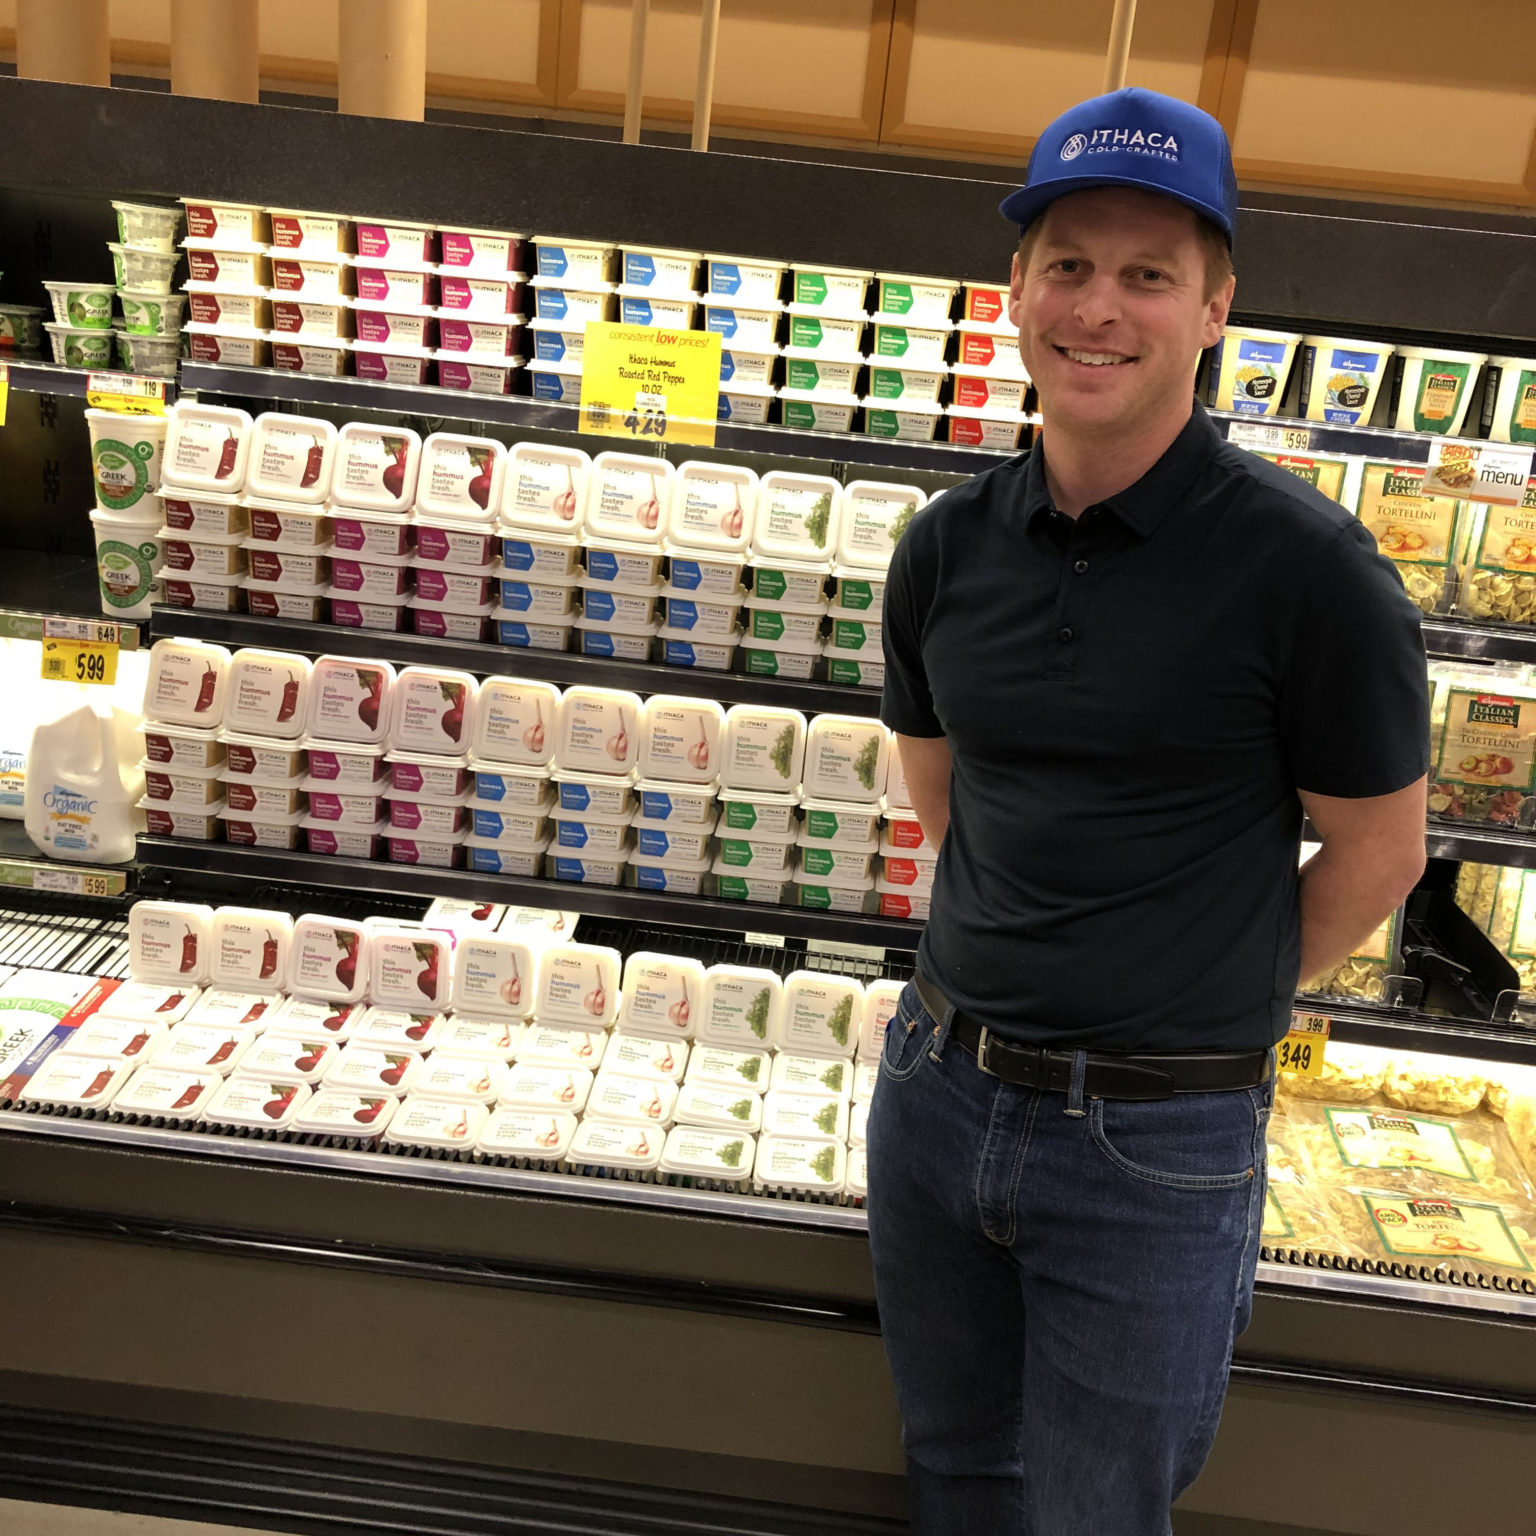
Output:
top-left (355, 218), bottom-right (438, 267)
top-left (270, 337), bottom-right (350, 377)
top-left (181, 197), bottom-right (269, 247)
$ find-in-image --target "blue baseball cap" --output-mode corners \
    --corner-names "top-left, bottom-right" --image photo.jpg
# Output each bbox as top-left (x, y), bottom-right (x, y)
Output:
top-left (999, 87), bottom-right (1237, 249)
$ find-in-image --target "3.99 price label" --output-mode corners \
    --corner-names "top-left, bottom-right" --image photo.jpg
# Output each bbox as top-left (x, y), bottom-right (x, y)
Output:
top-left (40, 637), bottom-right (118, 686)
top-left (1278, 1013), bottom-right (1330, 1077)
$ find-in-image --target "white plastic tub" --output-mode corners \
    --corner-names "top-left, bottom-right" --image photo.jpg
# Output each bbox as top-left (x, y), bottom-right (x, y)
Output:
top-left (703, 301), bottom-right (783, 347)
top-left (270, 337), bottom-right (349, 377)
top-left (753, 472), bottom-right (841, 565)
top-left (1206, 325), bottom-right (1301, 415)
top-left (162, 403), bottom-right (253, 494)
top-left (587, 454), bottom-right (672, 546)
top-left (441, 227), bottom-right (527, 276)
top-left (113, 200), bottom-right (182, 253)
top-left (389, 666), bottom-right (477, 756)
top-left (306, 657), bottom-right (395, 747)
top-left (699, 965), bottom-right (783, 1050)
top-left (1392, 345), bottom-right (1488, 436)
top-left (419, 433), bottom-right (504, 521)
top-left (1296, 335), bottom-right (1396, 426)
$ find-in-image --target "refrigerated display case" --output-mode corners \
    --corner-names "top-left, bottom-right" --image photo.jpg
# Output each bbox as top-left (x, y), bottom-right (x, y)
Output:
top-left (0, 76), bottom-right (1533, 1536)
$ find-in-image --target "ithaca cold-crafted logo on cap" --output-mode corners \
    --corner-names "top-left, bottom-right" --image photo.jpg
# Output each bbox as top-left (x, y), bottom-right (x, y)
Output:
top-left (1061, 125), bottom-right (1181, 163)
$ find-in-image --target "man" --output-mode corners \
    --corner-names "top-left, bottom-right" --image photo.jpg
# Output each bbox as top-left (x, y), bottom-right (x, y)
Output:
top-left (867, 87), bottom-right (1429, 1534)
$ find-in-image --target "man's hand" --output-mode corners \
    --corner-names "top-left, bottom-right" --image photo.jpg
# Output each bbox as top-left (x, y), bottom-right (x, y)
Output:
top-left (897, 733), bottom-right (953, 851)
top-left (1297, 776), bottom-right (1427, 987)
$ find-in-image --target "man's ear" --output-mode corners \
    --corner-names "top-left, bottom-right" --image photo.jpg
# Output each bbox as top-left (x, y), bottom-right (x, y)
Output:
top-left (1007, 248), bottom-right (1025, 329)
top-left (1203, 272), bottom-right (1235, 348)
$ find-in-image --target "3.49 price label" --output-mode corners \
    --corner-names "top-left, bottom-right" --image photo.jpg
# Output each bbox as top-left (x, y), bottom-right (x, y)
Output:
top-left (1278, 1013), bottom-right (1330, 1077)
top-left (579, 323), bottom-right (722, 448)
top-left (40, 637), bottom-right (118, 686)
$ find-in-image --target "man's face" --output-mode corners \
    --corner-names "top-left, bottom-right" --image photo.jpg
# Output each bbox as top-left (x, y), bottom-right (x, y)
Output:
top-left (1008, 187), bottom-right (1233, 439)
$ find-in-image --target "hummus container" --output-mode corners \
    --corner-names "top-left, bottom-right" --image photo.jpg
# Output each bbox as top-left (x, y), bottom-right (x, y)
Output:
top-left (703, 301), bottom-right (783, 346)
top-left (837, 481), bottom-right (923, 571)
top-left (369, 927), bottom-right (452, 1011)
top-left (583, 543), bottom-right (662, 587)
top-left (741, 643), bottom-right (816, 678)
top-left (353, 343), bottom-right (434, 385)
top-left (960, 279), bottom-right (1010, 329)
top-left (95, 980), bottom-right (201, 1026)
top-left (439, 274), bottom-right (524, 318)
top-left (947, 406), bottom-right (1030, 450)
top-left (658, 632), bottom-right (737, 671)
top-left (621, 246), bottom-right (702, 295)
top-left (269, 296), bottom-right (352, 339)
top-left (753, 472), bottom-right (841, 566)
top-left (587, 453), bottom-right (672, 546)
top-left (631, 815), bottom-right (715, 863)
top-left (497, 573), bottom-right (579, 618)
top-left (387, 753), bottom-right (472, 797)
top-left (717, 383), bottom-right (775, 425)
top-left (519, 1023), bottom-right (608, 1074)
top-left (387, 796), bottom-right (470, 837)
top-left (114, 199), bottom-right (182, 252)
top-left (414, 519), bottom-right (497, 567)
top-left (864, 399), bottom-right (943, 442)
top-left (719, 704), bottom-right (807, 793)
top-left (355, 219), bottom-right (437, 266)
top-left (536, 942), bottom-right (622, 1029)
top-left (142, 762), bottom-right (220, 805)
top-left (222, 804), bottom-right (306, 846)
top-left (386, 831), bottom-right (465, 867)
top-left (0, 302), bottom-right (46, 349)
top-left (413, 566), bottom-right (496, 607)
top-left (604, 1033), bottom-right (690, 1084)
top-left (553, 772), bottom-right (633, 818)
top-left (410, 1056), bottom-right (505, 1106)
top-left (526, 360), bottom-right (583, 401)
top-left (550, 808), bottom-right (631, 855)
top-left (139, 798), bottom-right (224, 835)
top-left (554, 686), bottom-right (642, 777)
top-left (42, 281), bottom-right (115, 330)
top-left (665, 551), bottom-right (746, 596)
top-left (270, 255), bottom-right (352, 300)
top-left (439, 354), bottom-right (521, 395)
top-left (472, 677), bottom-right (560, 767)
top-left (831, 567), bottom-right (885, 613)
top-left (742, 600), bottom-right (824, 647)
top-left (628, 855), bottom-right (707, 895)
top-left (271, 338), bottom-right (349, 376)
top-left (793, 872), bottom-right (873, 912)
top-left (18, 1054), bottom-right (134, 1113)
top-left (634, 696), bottom-right (724, 785)
top-left (714, 837), bottom-right (792, 873)
top-left (500, 531), bottom-right (580, 578)
top-left (876, 883), bottom-right (930, 921)
top-left (563, 1118), bottom-right (661, 1180)
top-left (880, 853), bottom-right (936, 890)
top-left (797, 837), bottom-right (878, 884)
top-left (162, 576), bottom-right (243, 611)
top-left (410, 599), bottom-right (490, 640)
top-left (115, 288), bottom-right (185, 337)
top-left (141, 722), bottom-right (223, 770)
top-left (1481, 355), bottom-right (1536, 444)
top-left (181, 197), bottom-right (266, 246)
top-left (867, 361), bottom-right (947, 403)
top-left (754, 1135), bottom-right (846, 1199)
top-left (354, 265), bottom-right (438, 307)
top-left (304, 740), bottom-right (387, 786)
top-left (43, 323), bottom-right (113, 367)
top-left (419, 432), bottom-right (504, 521)
top-left (323, 1044), bottom-right (420, 1096)
top-left (160, 529), bottom-right (248, 578)
top-left (388, 665), bottom-right (478, 756)
top-left (799, 796), bottom-right (879, 845)
top-left (859, 980), bottom-right (903, 1061)
top-left (441, 227), bottom-right (526, 276)
top-left (467, 803), bottom-right (550, 843)
top-left (827, 618), bottom-right (882, 656)
top-left (617, 287), bottom-right (699, 327)
top-left (617, 951), bottom-right (707, 1040)
top-left (303, 785), bottom-right (387, 825)
top-left (237, 1035), bottom-right (339, 1086)
top-left (244, 544), bottom-right (330, 587)
top-left (143, 638), bottom-right (233, 729)
top-left (952, 372), bottom-right (1027, 413)
top-left (587, 1069), bottom-right (678, 1127)
top-left (573, 616), bottom-right (656, 660)
top-left (549, 853), bottom-right (625, 885)
top-left (625, 779), bottom-right (713, 826)
top-left (528, 278), bottom-right (616, 325)
top-left (1207, 326), bottom-right (1301, 415)
top-left (580, 582), bottom-right (660, 627)
top-left (301, 818), bottom-right (384, 859)
top-left (126, 896), bottom-right (216, 986)
top-left (306, 656), bottom-right (395, 746)
top-left (109, 1065), bottom-right (221, 1123)
top-left (763, 1089), bottom-right (849, 1141)
top-left (329, 424), bottom-right (421, 514)
top-left (698, 965), bottom-right (783, 1050)
top-left (289, 1088), bottom-right (396, 1143)
top-left (109, 245), bottom-right (181, 293)
top-left (660, 591), bottom-right (741, 636)
top-left (332, 510), bottom-right (414, 558)
top-left (329, 551), bottom-right (411, 597)
top-left (182, 326), bottom-right (269, 369)
top-left (673, 1084), bottom-right (763, 1135)
top-left (158, 489), bottom-right (249, 539)
top-left (790, 264), bottom-right (872, 316)
top-left (59, 1017), bottom-right (167, 1066)
top-left (202, 1075), bottom-right (311, 1133)
top-left (685, 1043), bottom-right (771, 1095)
top-left (163, 403), bottom-right (253, 493)
top-left (706, 255), bottom-right (786, 303)
top-left (779, 389), bottom-right (858, 434)
top-left (533, 236), bottom-right (616, 284)
top-left (1391, 345), bottom-right (1488, 436)
top-left (182, 287), bottom-right (266, 332)
top-left (472, 763), bottom-right (552, 813)
top-left (464, 834), bottom-right (549, 874)
top-left (718, 342), bottom-right (780, 385)
top-left (784, 307), bottom-right (867, 355)
top-left (350, 302), bottom-right (433, 348)
top-left (491, 613), bottom-right (571, 650)
top-left (875, 273), bottom-right (958, 324)
top-left (438, 1016), bottom-right (526, 1059)
top-left (528, 318), bottom-right (585, 365)
top-left (1297, 335), bottom-right (1396, 426)
top-left (150, 1022), bottom-right (253, 1073)
top-left (183, 244), bottom-right (270, 290)
top-left (954, 327), bottom-right (1028, 378)
top-left (268, 996), bottom-right (363, 1037)
top-left (474, 1107), bottom-right (576, 1166)
top-left (219, 729), bottom-right (305, 781)
top-left (438, 314), bottom-right (522, 356)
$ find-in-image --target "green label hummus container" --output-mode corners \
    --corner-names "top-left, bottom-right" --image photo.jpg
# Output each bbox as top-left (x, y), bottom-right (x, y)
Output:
top-left (714, 838), bottom-right (793, 874)
top-left (741, 599), bottom-right (825, 649)
top-left (782, 349), bottom-right (866, 397)
top-left (789, 263), bottom-right (872, 317)
top-left (752, 471), bottom-right (841, 566)
top-left (753, 1135), bottom-right (846, 1200)
top-left (1480, 356), bottom-right (1536, 445)
top-left (1391, 346), bottom-right (1487, 436)
top-left (719, 704), bottom-right (807, 793)
top-left (783, 306), bottom-right (866, 356)
top-left (874, 272), bottom-right (959, 324)
top-left (658, 1125), bottom-right (756, 1190)
top-left (717, 789), bottom-right (799, 839)
top-left (779, 388), bottom-right (857, 433)
top-left (867, 361), bottom-right (947, 403)
top-left (714, 868), bottom-right (786, 909)
top-left (871, 317), bottom-right (952, 365)
top-left (864, 398), bottom-right (942, 442)
top-left (799, 796), bottom-right (880, 846)
top-left (1297, 335), bottom-right (1396, 426)
top-left (803, 714), bottom-right (888, 802)
top-left (738, 639), bottom-right (818, 679)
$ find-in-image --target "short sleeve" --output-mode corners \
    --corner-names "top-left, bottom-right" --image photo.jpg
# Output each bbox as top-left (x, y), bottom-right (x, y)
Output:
top-left (1280, 518), bottom-right (1430, 798)
top-left (880, 526), bottom-right (943, 738)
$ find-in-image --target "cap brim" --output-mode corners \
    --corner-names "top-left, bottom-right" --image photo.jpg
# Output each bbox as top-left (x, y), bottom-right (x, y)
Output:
top-left (999, 176), bottom-right (1233, 247)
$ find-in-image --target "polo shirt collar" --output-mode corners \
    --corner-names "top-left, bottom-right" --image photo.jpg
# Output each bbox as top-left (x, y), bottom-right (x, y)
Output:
top-left (1023, 402), bottom-right (1222, 539)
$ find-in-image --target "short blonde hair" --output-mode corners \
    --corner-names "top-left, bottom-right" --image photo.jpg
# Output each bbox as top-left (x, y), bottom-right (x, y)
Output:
top-left (1016, 207), bottom-right (1233, 301)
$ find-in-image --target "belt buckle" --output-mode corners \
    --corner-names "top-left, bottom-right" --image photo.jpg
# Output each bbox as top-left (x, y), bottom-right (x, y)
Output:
top-left (975, 1025), bottom-right (997, 1077)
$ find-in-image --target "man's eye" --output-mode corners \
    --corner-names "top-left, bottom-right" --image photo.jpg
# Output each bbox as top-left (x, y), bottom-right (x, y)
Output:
top-left (1139, 269), bottom-right (1166, 282)
top-left (1054, 259), bottom-right (1081, 274)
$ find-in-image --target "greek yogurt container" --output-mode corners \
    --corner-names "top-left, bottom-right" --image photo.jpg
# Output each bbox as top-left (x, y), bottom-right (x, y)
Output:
top-left (113, 199), bottom-right (183, 252)
top-left (43, 323), bottom-right (113, 367)
top-left (110, 244), bottom-right (181, 292)
top-left (0, 302), bottom-right (46, 350)
top-left (42, 280), bottom-right (115, 330)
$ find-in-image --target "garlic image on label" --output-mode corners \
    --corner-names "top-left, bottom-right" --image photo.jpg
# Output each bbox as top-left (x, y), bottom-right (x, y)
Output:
top-left (618, 953), bottom-right (706, 1039)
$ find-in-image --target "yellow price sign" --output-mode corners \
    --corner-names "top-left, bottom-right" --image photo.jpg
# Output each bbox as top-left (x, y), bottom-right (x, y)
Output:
top-left (1278, 1013), bottom-right (1330, 1077)
top-left (86, 372), bottom-right (167, 416)
top-left (0, 363), bottom-right (9, 426)
top-left (578, 322), bottom-right (722, 448)
top-left (40, 637), bottom-right (119, 686)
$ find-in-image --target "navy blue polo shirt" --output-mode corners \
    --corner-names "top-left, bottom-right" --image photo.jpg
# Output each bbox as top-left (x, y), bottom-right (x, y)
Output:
top-left (880, 404), bottom-right (1430, 1052)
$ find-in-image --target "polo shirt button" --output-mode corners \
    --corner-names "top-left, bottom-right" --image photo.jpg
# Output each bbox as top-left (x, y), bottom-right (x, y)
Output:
top-left (1058, 626), bottom-right (1074, 644)
top-left (1074, 559), bottom-right (1089, 574)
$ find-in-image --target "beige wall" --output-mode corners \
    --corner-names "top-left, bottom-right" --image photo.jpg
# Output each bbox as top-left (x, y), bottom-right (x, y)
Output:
top-left (0, 0), bottom-right (1530, 208)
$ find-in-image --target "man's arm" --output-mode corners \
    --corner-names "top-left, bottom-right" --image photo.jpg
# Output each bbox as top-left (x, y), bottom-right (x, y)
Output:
top-left (1296, 776), bottom-right (1427, 986)
top-left (897, 733), bottom-right (952, 851)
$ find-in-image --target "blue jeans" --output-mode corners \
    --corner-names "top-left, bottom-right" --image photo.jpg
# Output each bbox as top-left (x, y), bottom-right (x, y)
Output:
top-left (866, 981), bottom-right (1272, 1535)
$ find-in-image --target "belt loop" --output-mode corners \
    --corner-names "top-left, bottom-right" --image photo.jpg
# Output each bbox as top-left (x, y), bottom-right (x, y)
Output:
top-left (1065, 1050), bottom-right (1088, 1116)
top-left (925, 991), bottom-right (955, 1063)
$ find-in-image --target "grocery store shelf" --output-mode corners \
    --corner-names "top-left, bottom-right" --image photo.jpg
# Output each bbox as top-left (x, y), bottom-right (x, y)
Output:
top-left (1299, 994), bottom-right (1536, 1068)
top-left (1425, 820), bottom-right (1536, 869)
top-left (1211, 408), bottom-right (1469, 466)
top-left (0, 552), bottom-right (140, 648)
top-left (0, 356), bottom-right (176, 403)
top-left (179, 362), bottom-right (1014, 475)
top-left (1422, 617), bottom-right (1536, 667)
top-left (0, 812), bottom-right (133, 900)
top-left (147, 605), bottom-right (884, 715)
top-left (136, 836), bottom-right (923, 950)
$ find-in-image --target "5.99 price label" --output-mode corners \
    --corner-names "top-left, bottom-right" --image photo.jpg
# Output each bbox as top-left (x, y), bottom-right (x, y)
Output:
top-left (40, 637), bottom-right (118, 686)
top-left (1278, 1013), bottom-right (1330, 1077)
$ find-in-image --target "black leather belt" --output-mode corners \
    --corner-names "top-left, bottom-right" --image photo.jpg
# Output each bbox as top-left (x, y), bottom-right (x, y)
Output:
top-left (912, 974), bottom-right (1270, 1101)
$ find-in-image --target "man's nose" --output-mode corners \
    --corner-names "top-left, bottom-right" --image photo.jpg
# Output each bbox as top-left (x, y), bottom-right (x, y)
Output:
top-left (1073, 274), bottom-right (1122, 330)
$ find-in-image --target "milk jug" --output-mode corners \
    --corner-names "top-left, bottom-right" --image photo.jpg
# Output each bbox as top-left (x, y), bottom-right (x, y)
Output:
top-left (24, 702), bottom-right (144, 863)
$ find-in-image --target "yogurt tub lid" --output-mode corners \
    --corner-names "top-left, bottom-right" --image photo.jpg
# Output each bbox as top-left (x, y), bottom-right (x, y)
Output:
top-left (527, 274), bottom-right (617, 293)
top-left (1395, 343), bottom-right (1489, 363)
top-left (242, 574), bottom-right (330, 598)
top-left (571, 615), bottom-right (661, 637)
top-left (217, 805), bottom-right (305, 827)
top-left (45, 321), bottom-right (117, 338)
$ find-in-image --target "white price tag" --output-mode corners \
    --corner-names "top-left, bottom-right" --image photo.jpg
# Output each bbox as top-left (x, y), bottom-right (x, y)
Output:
top-left (32, 868), bottom-right (85, 894)
top-left (1422, 440), bottom-right (1534, 508)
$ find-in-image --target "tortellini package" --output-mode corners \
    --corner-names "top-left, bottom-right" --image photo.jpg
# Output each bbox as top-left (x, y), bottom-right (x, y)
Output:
top-left (1277, 1041), bottom-right (1390, 1104)
top-left (1380, 1050), bottom-right (1489, 1117)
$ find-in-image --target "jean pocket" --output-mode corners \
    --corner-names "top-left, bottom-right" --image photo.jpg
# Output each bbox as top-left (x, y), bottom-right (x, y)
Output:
top-left (1088, 1089), bottom-right (1260, 1191)
top-left (880, 981), bottom-right (937, 1083)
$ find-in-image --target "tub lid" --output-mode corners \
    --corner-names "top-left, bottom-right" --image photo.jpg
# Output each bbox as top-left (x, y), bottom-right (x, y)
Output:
top-left (243, 574), bottom-right (329, 597)
top-left (792, 868), bottom-right (874, 892)
top-left (433, 350), bottom-right (525, 370)
top-left (137, 792), bottom-right (227, 816)
top-left (524, 358), bottom-right (584, 376)
top-left (465, 758), bottom-right (554, 784)
top-left (705, 297), bottom-right (786, 315)
top-left (494, 566), bottom-right (580, 588)
top-left (138, 720), bottom-right (220, 742)
top-left (526, 317), bottom-right (587, 334)
top-left (874, 874), bottom-right (931, 898)
top-left (628, 849), bottom-right (712, 875)
top-left (706, 251), bottom-right (788, 269)
top-left (299, 773), bottom-right (386, 795)
top-left (718, 787), bottom-right (800, 806)
top-left (465, 830), bottom-right (553, 853)
top-left (299, 735), bottom-right (386, 757)
top-left (299, 813), bottom-right (386, 832)
top-left (217, 806), bottom-right (305, 827)
top-left (156, 523), bottom-right (245, 548)
top-left (632, 808), bottom-right (719, 835)
top-left (658, 582), bottom-right (744, 603)
top-left (718, 381), bottom-right (776, 401)
top-left (616, 283), bottom-right (702, 301)
top-left (347, 296), bottom-right (437, 317)
top-left (876, 270), bottom-right (959, 288)
top-left (549, 767), bottom-right (636, 787)
top-left (488, 608), bottom-right (576, 629)
top-left (742, 593), bottom-right (829, 615)
top-left (571, 615), bottom-right (661, 637)
top-left (1394, 343), bottom-right (1489, 363)
top-left (0, 301), bottom-right (46, 315)
top-left (548, 802), bottom-right (633, 828)
top-left (407, 594), bottom-right (496, 617)
top-left (155, 486), bottom-right (244, 508)
top-left (577, 572), bottom-right (663, 595)
top-left (861, 396), bottom-right (943, 416)
top-left (137, 756), bottom-right (221, 780)
top-left (796, 826), bottom-right (879, 853)
top-left (385, 827), bottom-right (468, 847)
top-left (182, 320), bottom-right (273, 340)
top-left (790, 262), bottom-right (873, 278)
top-left (654, 623), bottom-right (741, 648)
top-left (784, 303), bottom-right (869, 322)
top-left (324, 584), bottom-right (410, 604)
top-left (777, 386), bottom-right (860, 407)
top-left (946, 403), bottom-right (1034, 424)
top-left (528, 274), bottom-right (617, 293)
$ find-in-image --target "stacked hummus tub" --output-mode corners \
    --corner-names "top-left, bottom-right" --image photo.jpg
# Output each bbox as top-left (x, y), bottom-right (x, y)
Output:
top-left (155, 401), bottom-right (254, 612)
top-left (741, 471), bottom-right (840, 679)
top-left (656, 460), bottom-right (754, 672)
top-left (712, 704), bottom-right (808, 905)
top-left (181, 197), bottom-right (273, 369)
top-left (463, 675), bottom-right (559, 876)
top-left (874, 737), bottom-right (933, 920)
top-left (381, 665), bottom-right (480, 869)
top-left (778, 261), bottom-right (871, 433)
top-left (431, 222), bottom-right (528, 396)
top-left (548, 685), bottom-right (642, 887)
top-left (493, 441), bottom-right (588, 651)
top-left (947, 275), bottom-right (1033, 449)
top-left (793, 714), bottom-right (889, 913)
top-left (405, 431), bottom-right (502, 638)
top-left (704, 252), bottom-right (787, 423)
top-left (574, 451), bottom-right (671, 660)
top-left (298, 655), bottom-right (395, 862)
top-left (327, 423), bottom-right (422, 632)
top-left (823, 479), bottom-right (923, 689)
top-left (526, 235), bottom-right (618, 404)
top-left (266, 209), bottom-right (359, 377)
top-left (240, 411), bottom-right (338, 619)
top-left (137, 638), bottom-right (232, 843)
